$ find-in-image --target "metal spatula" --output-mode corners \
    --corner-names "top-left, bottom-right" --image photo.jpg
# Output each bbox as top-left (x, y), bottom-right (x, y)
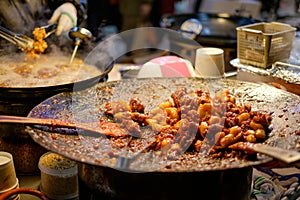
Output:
top-left (229, 142), bottom-right (300, 164)
top-left (0, 115), bottom-right (110, 137)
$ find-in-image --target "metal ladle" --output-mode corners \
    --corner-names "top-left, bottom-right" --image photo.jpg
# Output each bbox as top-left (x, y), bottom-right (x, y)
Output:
top-left (68, 27), bottom-right (92, 64)
top-left (179, 18), bottom-right (202, 40)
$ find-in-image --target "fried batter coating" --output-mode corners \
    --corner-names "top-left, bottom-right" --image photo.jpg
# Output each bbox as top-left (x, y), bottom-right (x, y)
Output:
top-left (24, 28), bottom-right (48, 61)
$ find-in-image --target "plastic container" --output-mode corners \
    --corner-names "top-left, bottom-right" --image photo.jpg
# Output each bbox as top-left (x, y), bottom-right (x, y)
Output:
top-left (0, 151), bottom-right (19, 200)
top-left (0, 152), bottom-right (18, 191)
top-left (194, 47), bottom-right (225, 78)
top-left (0, 179), bottom-right (19, 200)
top-left (236, 22), bottom-right (296, 68)
top-left (38, 152), bottom-right (78, 200)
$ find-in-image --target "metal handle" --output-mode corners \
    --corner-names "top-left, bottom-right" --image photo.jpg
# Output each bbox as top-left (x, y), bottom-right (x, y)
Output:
top-left (253, 144), bottom-right (300, 164)
top-left (68, 27), bottom-right (92, 64)
top-left (0, 26), bottom-right (19, 45)
top-left (68, 27), bottom-right (92, 42)
top-left (0, 25), bottom-right (34, 51)
top-left (273, 61), bottom-right (300, 70)
top-left (38, 22), bottom-right (58, 38)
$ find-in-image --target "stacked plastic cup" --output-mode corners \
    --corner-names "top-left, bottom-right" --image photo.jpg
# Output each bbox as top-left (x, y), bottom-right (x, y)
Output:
top-left (194, 47), bottom-right (225, 78)
top-left (0, 151), bottom-right (19, 200)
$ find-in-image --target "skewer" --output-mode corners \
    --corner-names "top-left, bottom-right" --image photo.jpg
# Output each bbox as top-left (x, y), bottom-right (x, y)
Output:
top-left (69, 41), bottom-right (79, 64)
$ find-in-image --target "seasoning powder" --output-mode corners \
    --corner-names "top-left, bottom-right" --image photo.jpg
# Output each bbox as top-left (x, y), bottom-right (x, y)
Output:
top-left (38, 152), bottom-right (78, 199)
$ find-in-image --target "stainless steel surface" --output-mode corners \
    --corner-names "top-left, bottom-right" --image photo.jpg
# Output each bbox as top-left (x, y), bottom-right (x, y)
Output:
top-left (230, 58), bottom-right (300, 95)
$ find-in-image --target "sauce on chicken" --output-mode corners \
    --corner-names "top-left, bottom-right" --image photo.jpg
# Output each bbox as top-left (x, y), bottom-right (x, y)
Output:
top-left (24, 28), bottom-right (48, 61)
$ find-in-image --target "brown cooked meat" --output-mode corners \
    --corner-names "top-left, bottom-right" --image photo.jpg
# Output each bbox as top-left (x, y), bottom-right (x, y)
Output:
top-left (103, 89), bottom-right (272, 158)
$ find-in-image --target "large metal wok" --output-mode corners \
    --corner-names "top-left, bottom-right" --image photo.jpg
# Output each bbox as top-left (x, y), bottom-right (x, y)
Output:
top-left (161, 12), bottom-right (259, 46)
top-left (0, 53), bottom-right (113, 174)
top-left (161, 12), bottom-right (260, 70)
top-left (26, 78), bottom-right (300, 199)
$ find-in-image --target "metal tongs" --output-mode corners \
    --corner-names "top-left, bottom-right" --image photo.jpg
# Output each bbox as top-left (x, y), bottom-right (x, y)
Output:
top-left (38, 22), bottom-right (58, 39)
top-left (0, 25), bottom-right (34, 51)
top-left (0, 23), bottom-right (58, 51)
top-left (0, 24), bottom-right (92, 64)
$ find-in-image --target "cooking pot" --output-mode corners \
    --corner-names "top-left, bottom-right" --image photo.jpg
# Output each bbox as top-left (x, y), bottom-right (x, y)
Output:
top-left (78, 163), bottom-right (253, 200)
top-left (160, 12), bottom-right (260, 71)
top-left (25, 78), bottom-right (300, 199)
top-left (0, 53), bottom-right (113, 174)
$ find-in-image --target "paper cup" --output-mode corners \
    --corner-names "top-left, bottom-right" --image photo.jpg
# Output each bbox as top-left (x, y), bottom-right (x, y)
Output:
top-left (0, 152), bottom-right (18, 192)
top-left (194, 47), bottom-right (225, 78)
top-left (0, 179), bottom-right (20, 200)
